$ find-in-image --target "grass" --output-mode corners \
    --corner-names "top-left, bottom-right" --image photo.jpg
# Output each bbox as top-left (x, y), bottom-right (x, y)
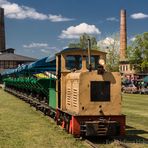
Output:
top-left (0, 88), bottom-right (148, 148)
top-left (91, 94), bottom-right (148, 148)
top-left (123, 94), bottom-right (148, 131)
top-left (0, 89), bottom-right (88, 148)
top-left (121, 94), bottom-right (148, 148)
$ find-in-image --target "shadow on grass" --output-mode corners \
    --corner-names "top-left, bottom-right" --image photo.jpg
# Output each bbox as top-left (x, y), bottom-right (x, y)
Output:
top-left (126, 125), bottom-right (148, 135)
top-left (117, 125), bottom-right (148, 144)
top-left (86, 125), bottom-right (148, 145)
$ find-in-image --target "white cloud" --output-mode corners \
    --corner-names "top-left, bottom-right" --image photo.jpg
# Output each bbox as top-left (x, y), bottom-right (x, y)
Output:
top-left (106, 17), bottom-right (118, 22)
top-left (49, 14), bottom-right (74, 22)
top-left (98, 37), bottom-right (115, 46)
top-left (130, 12), bottom-right (148, 19)
top-left (40, 49), bottom-right (50, 54)
top-left (97, 37), bottom-right (120, 49)
top-left (40, 47), bottom-right (58, 54)
top-left (23, 42), bottom-right (49, 48)
top-left (59, 23), bottom-right (101, 39)
top-left (23, 42), bottom-right (58, 54)
top-left (130, 37), bottom-right (136, 42)
top-left (62, 46), bottom-right (68, 49)
top-left (0, 0), bottom-right (73, 21)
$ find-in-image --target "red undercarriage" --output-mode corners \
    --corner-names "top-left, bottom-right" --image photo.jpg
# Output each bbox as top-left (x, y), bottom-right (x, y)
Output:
top-left (56, 109), bottom-right (126, 137)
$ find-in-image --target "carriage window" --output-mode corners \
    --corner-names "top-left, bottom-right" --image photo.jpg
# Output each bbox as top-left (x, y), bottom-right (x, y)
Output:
top-left (66, 55), bottom-right (82, 70)
top-left (86, 55), bottom-right (100, 70)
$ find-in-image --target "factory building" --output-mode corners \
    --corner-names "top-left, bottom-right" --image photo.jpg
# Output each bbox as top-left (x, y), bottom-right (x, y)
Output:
top-left (0, 8), bottom-right (36, 73)
top-left (119, 9), bottom-right (136, 81)
top-left (119, 9), bottom-right (148, 81)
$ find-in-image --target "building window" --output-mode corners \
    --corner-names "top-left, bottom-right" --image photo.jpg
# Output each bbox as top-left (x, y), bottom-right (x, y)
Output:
top-left (123, 65), bottom-right (125, 71)
top-left (130, 65), bottom-right (132, 71)
top-left (126, 65), bottom-right (128, 71)
top-left (4, 61), bottom-right (8, 68)
top-left (120, 65), bottom-right (122, 71)
top-left (9, 61), bottom-right (14, 68)
top-left (0, 61), bottom-right (18, 69)
top-left (0, 61), bottom-right (4, 68)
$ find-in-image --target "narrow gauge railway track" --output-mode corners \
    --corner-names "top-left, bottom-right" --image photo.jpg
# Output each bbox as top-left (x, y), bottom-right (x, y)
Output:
top-left (85, 139), bottom-right (98, 148)
top-left (113, 140), bottom-right (130, 148)
top-left (84, 139), bottom-right (130, 148)
top-left (5, 88), bottom-right (56, 117)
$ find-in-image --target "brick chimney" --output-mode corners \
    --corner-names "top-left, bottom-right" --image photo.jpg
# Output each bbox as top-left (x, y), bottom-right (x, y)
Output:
top-left (120, 9), bottom-right (127, 61)
top-left (0, 8), bottom-right (6, 52)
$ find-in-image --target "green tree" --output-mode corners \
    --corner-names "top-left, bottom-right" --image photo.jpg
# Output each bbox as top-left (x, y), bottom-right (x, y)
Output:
top-left (98, 33), bottom-right (120, 72)
top-left (68, 33), bottom-right (99, 50)
top-left (127, 32), bottom-right (148, 73)
top-left (68, 43), bottom-right (80, 48)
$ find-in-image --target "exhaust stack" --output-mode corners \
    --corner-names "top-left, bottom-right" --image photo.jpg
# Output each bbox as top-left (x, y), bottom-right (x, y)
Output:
top-left (120, 9), bottom-right (127, 61)
top-left (0, 7), bottom-right (6, 52)
top-left (87, 38), bottom-right (92, 71)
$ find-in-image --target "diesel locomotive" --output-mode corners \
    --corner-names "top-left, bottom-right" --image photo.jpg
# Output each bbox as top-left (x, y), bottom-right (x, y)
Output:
top-left (2, 47), bottom-right (125, 137)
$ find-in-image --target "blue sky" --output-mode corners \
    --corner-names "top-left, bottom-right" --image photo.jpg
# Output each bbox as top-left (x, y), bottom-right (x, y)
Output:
top-left (0, 0), bottom-right (148, 58)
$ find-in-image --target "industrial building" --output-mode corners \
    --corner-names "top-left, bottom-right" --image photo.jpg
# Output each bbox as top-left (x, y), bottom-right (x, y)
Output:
top-left (119, 9), bottom-right (148, 81)
top-left (119, 9), bottom-right (135, 75)
top-left (0, 8), bottom-right (36, 73)
top-left (119, 9), bottom-right (138, 81)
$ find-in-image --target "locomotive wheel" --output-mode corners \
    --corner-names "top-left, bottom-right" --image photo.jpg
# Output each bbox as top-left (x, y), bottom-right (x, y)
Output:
top-left (69, 119), bottom-right (72, 134)
top-left (65, 122), bottom-right (70, 133)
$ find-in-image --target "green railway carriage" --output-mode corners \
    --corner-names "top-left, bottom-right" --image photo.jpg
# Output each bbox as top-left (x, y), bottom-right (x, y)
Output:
top-left (2, 56), bottom-right (57, 113)
top-left (3, 76), bottom-right (57, 111)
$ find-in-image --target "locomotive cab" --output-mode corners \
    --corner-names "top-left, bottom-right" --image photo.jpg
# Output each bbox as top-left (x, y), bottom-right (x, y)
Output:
top-left (56, 48), bottom-right (106, 111)
top-left (56, 48), bottom-right (106, 73)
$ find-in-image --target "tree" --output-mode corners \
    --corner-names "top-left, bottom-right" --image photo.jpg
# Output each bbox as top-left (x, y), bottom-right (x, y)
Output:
top-left (98, 33), bottom-right (120, 72)
top-left (68, 43), bottom-right (80, 48)
top-left (69, 33), bottom-right (121, 72)
top-left (68, 33), bottom-right (99, 50)
top-left (127, 32), bottom-right (148, 73)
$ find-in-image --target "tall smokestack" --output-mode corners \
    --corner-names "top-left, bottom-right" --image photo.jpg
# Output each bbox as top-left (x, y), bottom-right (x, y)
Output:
top-left (0, 7), bottom-right (6, 52)
top-left (120, 9), bottom-right (127, 61)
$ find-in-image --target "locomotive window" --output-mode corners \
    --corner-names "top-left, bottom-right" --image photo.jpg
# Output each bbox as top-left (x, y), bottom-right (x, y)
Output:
top-left (86, 55), bottom-right (100, 70)
top-left (90, 81), bottom-right (110, 101)
top-left (66, 55), bottom-right (82, 70)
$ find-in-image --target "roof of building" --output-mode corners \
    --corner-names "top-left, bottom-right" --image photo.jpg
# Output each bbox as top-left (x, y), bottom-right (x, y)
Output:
top-left (0, 53), bottom-right (36, 61)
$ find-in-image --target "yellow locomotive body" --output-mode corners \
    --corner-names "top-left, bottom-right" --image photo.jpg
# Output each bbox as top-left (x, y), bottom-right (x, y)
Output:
top-left (56, 48), bottom-right (125, 137)
top-left (65, 71), bottom-right (121, 116)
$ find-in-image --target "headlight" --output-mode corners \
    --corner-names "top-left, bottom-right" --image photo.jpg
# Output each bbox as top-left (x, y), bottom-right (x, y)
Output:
top-left (98, 59), bottom-right (105, 75)
top-left (99, 59), bottom-right (105, 66)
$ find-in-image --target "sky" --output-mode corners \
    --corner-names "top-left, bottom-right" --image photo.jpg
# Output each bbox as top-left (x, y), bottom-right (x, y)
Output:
top-left (0, 0), bottom-right (148, 59)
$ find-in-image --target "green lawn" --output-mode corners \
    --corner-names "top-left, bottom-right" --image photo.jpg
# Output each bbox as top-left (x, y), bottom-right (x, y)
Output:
top-left (0, 89), bottom-right (148, 148)
top-left (0, 89), bottom-right (87, 148)
top-left (123, 94), bottom-right (148, 133)
top-left (121, 94), bottom-right (148, 148)
top-left (91, 93), bottom-right (148, 148)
